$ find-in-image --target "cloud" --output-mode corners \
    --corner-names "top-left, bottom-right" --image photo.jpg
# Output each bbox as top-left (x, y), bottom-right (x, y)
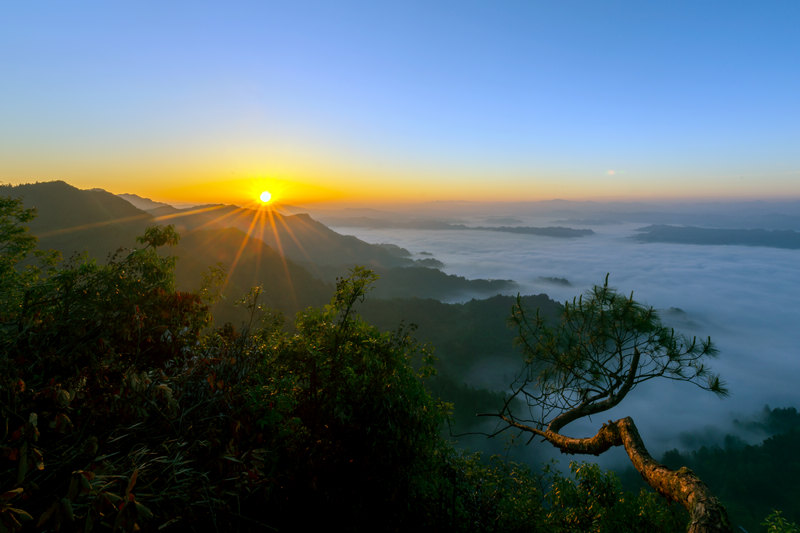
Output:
top-left (327, 206), bottom-right (800, 461)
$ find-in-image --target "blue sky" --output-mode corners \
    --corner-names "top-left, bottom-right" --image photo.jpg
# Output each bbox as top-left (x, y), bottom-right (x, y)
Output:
top-left (1, 1), bottom-right (799, 203)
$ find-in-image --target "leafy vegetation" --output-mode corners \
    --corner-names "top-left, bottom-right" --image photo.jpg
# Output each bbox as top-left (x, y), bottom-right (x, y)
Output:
top-left (0, 195), bottom-right (790, 532)
top-left (542, 462), bottom-right (686, 533)
top-left (762, 510), bottom-right (800, 533)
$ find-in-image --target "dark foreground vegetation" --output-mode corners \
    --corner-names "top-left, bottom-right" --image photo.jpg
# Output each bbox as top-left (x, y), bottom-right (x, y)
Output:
top-left (1, 195), bottom-right (796, 532)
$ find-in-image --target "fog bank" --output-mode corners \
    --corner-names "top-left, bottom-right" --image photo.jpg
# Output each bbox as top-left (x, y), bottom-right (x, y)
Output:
top-left (327, 205), bottom-right (800, 460)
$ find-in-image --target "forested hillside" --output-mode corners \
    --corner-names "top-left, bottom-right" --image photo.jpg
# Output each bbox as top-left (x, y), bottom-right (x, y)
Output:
top-left (2, 188), bottom-right (798, 532)
top-left (1, 195), bottom-right (697, 531)
top-left (0, 181), bottom-right (516, 312)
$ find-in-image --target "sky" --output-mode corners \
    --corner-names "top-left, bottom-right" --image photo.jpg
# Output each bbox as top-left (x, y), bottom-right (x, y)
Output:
top-left (1, 1), bottom-right (799, 206)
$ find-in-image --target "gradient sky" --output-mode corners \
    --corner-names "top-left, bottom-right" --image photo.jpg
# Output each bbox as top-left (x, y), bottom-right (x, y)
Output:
top-left (1, 1), bottom-right (799, 206)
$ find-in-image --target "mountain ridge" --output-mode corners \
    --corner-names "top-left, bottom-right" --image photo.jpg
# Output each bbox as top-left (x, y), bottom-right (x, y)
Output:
top-left (4, 181), bottom-right (515, 311)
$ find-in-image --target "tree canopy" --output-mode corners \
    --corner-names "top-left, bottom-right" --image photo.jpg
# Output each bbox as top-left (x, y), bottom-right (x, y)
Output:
top-left (503, 275), bottom-right (727, 435)
top-left (487, 276), bottom-right (732, 532)
top-left (8, 195), bottom-right (793, 532)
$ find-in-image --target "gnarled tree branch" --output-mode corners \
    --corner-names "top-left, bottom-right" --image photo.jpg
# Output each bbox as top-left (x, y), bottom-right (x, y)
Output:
top-left (492, 277), bottom-right (732, 532)
top-left (489, 413), bottom-right (731, 532)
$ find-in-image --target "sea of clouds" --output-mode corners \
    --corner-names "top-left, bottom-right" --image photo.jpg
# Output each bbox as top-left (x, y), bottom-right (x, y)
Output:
top-left (327, 213), bottom-right (800, 461)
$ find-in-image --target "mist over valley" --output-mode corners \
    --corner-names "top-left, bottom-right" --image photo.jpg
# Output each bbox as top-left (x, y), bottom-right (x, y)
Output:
top-left (4, 180), bottom-right (800, 530)
top-left (4, 2), bottom-right (800, 528)
top-left (322, 201), bottom-right (800, 457)
top-left (8, 181), bottom-right (798, 458)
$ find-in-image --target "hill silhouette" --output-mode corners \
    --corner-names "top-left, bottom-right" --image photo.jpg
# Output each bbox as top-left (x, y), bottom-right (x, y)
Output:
top-left (634, 224), bottom-right (800, 249)
top-left (142, 202), bottom-right (422, 269)
top-left (128, 190), bottom-right (516, 298)
top-left (173, 227), bottom-right (330, 320)
top-left (0, 181), bottom-right (151, 258)
top-left (3, 181), bottom-right (515, 313)
top-left (1, 182), bottom-right (330, 319)
top-left (117, 192), bottom-right (174, 211)
top-left (318, 215), bottom-right (594, 237)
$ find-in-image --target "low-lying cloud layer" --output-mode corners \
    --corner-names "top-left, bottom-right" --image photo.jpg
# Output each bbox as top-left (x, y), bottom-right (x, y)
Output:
top-left (328, 205), bottom-right (800, 460)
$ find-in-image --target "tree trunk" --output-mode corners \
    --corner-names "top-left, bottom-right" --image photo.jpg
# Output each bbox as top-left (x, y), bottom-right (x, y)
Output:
top-left (499, 415), bottom-right (732, 532)
top-left (613, 418), bottom-right (731, 533)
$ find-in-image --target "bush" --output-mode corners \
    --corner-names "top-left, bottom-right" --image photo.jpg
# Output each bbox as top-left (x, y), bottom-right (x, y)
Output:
top-left (0, 199), bottom-right (693, 532)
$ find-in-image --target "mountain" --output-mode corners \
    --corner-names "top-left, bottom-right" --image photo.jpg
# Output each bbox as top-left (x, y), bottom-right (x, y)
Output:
top-left (360, 293), bottom-right (560, 375)
top-left (121, 200), bottom-right (418, 269)
top-left (634, 225), bottom-right (800, 249)
top-left (3, 182), bottom-right (514, 316)
top-left (120, 192), bottom-right (516, 298)
top-left (173, 227), bottom-right (330, 321)
top-left (315, 215), bottom-right (594, 238)
top-left (311, 264), bottom-right (515, 300)
top-left (3, 182), bottom-right (412, 273)
top-left (1, 180), bottom-right (152, 258)
top-left (117, 192), bottom-right (174, 211)
top-left (3, 181), bottom-right (330, 319)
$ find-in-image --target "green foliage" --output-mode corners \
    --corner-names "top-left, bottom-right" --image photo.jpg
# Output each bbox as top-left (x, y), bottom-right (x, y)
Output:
top-left (248, 267), bottom-right (448, 529)
top-left (763, 510), bottom-right (800, 533)
top-left (441, 453), bottom-right (545, 532)
top-left (0, 202), bottom-right (700, 531)
top-left (0, 210), bottom-right (214, 531)
top-left (543, 462), bottom-right (686, 533)
top-left (0, 197), bottom-right (38, 281)
top-left (507, 275), bottom-right (726, 431)
top-left (0, 197), bottom-right (58, 327)
top-left (2, 222), bottom-right (208, 382)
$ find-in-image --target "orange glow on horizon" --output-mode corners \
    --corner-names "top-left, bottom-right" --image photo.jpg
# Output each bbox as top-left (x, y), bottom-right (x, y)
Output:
top-left (141, 175), bottom-right (352, 207)
top-left (133, 180), bottom-right (792, 208)
top-left (58, 165), bottom-right (800, 208)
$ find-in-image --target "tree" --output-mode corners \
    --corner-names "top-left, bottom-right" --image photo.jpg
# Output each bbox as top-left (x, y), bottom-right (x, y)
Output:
top-left (249, 267), bottom-right (451, 530)
top-left (4, 221), bottom-right (207, 380)
top-left (543, 461), bottom-right (686, 532)
top-left (0, 197), bottom-right (58, 325)
top-left (485, 276), bottom-right (732, 532)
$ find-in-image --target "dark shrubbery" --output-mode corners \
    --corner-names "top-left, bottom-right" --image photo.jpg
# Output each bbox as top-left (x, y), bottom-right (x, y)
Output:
top-left (1, 196), bottom-right (688, 532)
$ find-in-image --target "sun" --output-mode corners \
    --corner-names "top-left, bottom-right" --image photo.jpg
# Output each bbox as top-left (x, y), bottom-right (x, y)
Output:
top-left (259, 190), bottom-right (272, 203)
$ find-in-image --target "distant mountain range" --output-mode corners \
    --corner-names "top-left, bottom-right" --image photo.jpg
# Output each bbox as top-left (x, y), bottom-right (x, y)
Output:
top-left (2, 181), bottom-right (152, 259)
top-left (117, 192), bottom-right (175, 211)
top-left (308, 199), bottom-right (800, 231)
top-left (634, 225), bottom-right (800, 249)
top-left (141, 202), bottom-right (422, 269)
top-left (318, 215), bottom-right (594, 237)
top-left (1, 181), bottom-right (516, 319)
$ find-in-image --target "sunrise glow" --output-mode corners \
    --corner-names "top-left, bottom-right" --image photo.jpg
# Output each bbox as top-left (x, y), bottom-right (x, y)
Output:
top-left (1, 3), bottom-right (798, 205)
top-left (2, 5), bottom-right (798, 526)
